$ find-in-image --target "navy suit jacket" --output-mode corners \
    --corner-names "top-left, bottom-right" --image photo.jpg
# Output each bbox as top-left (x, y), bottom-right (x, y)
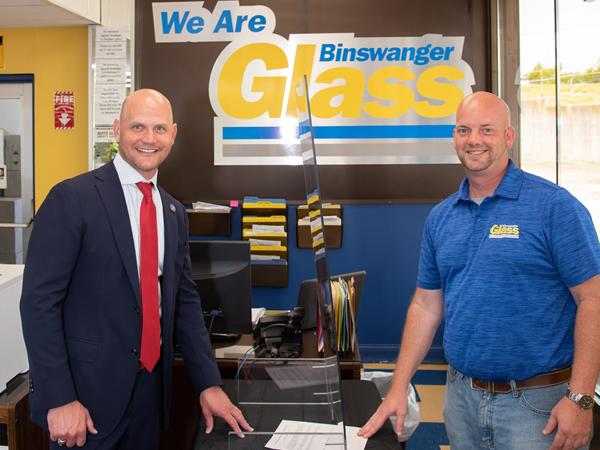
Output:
top-left (20, 162), bottom-right (221, 439)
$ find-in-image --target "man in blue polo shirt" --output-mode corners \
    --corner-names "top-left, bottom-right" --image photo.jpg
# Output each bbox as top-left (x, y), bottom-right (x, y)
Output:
top-left (359, 91), bottom-right (600, 449)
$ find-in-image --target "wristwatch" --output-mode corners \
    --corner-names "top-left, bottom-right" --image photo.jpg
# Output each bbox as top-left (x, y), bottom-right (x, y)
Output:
top-left (566, 387), bottom-right (594, 410)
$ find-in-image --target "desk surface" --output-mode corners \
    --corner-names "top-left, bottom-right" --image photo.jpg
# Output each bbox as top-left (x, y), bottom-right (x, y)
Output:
top-left (192, 380), bottom-right (400, 449)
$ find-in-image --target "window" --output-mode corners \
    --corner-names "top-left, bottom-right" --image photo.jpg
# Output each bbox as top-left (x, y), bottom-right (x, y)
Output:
top-left (519, 0), bottom-right (600, 233)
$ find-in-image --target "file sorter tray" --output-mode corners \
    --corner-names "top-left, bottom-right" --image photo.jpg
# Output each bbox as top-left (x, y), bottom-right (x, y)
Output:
top-left (186, 209), bottom-right (231, 236)
top-left (251, 259), bottom-right (288, 287)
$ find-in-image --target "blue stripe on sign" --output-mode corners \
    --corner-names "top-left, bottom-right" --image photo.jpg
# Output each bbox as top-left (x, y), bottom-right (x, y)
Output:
top-left (223, 125), bottom-right (454, 140)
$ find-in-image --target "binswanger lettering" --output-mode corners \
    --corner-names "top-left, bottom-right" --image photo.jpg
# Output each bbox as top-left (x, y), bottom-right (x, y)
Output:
top-left (319, 43), bottom-right (455, 65)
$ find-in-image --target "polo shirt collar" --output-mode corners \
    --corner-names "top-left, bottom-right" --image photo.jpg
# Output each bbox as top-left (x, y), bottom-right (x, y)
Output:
top-left (113, 152), bottom-right (158, 187)
top-left (454, 159), bottom-right (524, 204)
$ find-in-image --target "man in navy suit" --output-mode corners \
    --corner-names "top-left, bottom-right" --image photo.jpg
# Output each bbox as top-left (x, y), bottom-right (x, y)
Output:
top-left (20, 89), bottom-right (252, 449)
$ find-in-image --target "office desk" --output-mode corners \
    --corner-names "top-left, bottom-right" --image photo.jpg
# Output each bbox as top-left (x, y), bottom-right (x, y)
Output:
top-left (191, 379), bottom-right (401, 449)
top-left (0, 375), bottom-right (48, 450)
top-left (209, 330), bottom-right (362, 380)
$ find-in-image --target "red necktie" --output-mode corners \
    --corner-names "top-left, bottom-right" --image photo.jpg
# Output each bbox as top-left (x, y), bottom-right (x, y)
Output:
top-left (136, 182), bottom-right (160, 372)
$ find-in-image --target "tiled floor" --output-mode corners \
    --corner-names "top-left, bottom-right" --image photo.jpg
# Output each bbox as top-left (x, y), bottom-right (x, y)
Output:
top-left (363, 363), bottom-right (600, 450)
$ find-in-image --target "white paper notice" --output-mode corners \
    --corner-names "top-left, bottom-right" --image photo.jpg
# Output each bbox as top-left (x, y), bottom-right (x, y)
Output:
top-left (265, 420), bottom-right (367, 450)
top-left (94, 126), bottom-right (115, 143)
top-left (95, 28), bottom-right (127, 59)
top-left (96, 60), bottom-right (127, 84)
top-left (95, 85), bottom-right (126, 125)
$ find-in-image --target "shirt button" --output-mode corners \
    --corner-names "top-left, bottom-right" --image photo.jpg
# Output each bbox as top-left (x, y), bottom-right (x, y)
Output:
top-left (131, 348), bottom-right (139, 356)
top-left (134, 306), bottom-right (140, 315)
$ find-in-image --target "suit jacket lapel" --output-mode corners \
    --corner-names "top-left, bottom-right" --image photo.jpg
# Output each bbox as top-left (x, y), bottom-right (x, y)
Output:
top-left (95, 162), bottom-right (140, 304)
top-left (159, 186), bottom-right (178, 309)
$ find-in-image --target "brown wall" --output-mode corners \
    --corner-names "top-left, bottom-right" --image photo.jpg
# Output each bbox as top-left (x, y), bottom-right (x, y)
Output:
top-left (136, 0), bottom-right (491, 202)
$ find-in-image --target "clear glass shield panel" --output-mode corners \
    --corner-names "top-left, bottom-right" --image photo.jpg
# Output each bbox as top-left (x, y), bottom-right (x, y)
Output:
top-left (235, 356), bottom-right (341, 408)
top-left (296, 76), bottom-right (339, 358)
top-left (230, 356), bottom-right (346, 449)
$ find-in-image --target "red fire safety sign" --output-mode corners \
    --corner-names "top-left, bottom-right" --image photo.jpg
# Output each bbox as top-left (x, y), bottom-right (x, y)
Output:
top-left (54, 91), bottom-right (74, 130)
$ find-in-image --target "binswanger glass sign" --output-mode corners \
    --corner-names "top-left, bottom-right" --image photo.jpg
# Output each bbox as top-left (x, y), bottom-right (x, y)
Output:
top-left (152, 1), bottom-right (475, 165)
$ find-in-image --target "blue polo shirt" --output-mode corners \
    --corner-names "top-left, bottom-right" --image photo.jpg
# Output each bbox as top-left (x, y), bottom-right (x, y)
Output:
top-left (417, 160), bottom-right (600, 381)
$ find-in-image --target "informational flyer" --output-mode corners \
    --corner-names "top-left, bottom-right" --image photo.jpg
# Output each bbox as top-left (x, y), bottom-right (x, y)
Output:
top-left (94, 85), bottom-right (126, 125)
top-left (96, 60), bottom-right (127, 84)
top-left (95, 28), bottom-right (127, 59)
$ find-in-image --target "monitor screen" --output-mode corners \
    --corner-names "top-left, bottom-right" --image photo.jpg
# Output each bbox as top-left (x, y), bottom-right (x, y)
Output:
top-left (188, 240), bottom-right (253, 338)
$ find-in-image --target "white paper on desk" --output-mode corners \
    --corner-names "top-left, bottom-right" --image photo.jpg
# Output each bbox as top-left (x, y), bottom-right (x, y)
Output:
top-left (265, 420), bottom-right (367, 450)
top-left (213, 345), bottom-right (254, 359)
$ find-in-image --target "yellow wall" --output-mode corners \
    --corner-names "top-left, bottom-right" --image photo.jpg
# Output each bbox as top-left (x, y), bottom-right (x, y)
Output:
top-left (0, 27), bottom-right (88, 209)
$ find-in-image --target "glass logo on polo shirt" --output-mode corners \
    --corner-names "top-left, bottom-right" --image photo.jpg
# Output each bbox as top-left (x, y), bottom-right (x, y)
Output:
top-left (488, 224), bottom-right (520, 239)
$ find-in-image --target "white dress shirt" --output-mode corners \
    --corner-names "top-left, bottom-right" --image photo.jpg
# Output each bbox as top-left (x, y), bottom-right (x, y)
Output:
top-left (113, 152), bottom-right (165, 281)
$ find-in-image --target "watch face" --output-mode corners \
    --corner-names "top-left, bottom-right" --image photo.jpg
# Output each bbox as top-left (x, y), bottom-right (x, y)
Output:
top-left (578, 395), bottom-right (594, 410)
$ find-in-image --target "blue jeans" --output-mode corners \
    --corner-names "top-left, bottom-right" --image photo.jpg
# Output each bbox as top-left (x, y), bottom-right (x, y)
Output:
top-left (443, 366), bottom-right (591, 450)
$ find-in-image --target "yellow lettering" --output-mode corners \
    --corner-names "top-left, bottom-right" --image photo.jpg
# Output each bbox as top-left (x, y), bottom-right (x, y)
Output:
top-left (310, 68), bottom-right (364, 118)
top-left (218, 43), bottom-right (287, 119)
top-left (364, 67), bottom-right (415, 118)
top-left (490, 224), bottom-right (520, 235)
top-left (414, 66), bottom-right (464, 118)
top-left (286, 44), bottom-right (316, 117)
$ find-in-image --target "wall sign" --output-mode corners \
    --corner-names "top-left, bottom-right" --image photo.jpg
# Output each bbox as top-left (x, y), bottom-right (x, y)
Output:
top-left (139, 0), bottom-right (490, 201)
top-left (153, 1), bottom-right (475, 166)
top-left (54, 91), bottom-right (74, 130)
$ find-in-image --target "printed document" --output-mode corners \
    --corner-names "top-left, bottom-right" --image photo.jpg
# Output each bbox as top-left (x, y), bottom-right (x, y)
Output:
top-left (265, 420), bottom-right (367, 450)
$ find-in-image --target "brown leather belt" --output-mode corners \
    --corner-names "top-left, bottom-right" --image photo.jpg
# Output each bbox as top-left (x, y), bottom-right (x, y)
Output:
top-left (470, 367), bottom-right (571, 394)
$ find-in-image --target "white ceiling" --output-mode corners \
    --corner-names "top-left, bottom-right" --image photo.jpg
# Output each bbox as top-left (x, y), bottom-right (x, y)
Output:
top-left (0, 0), bottom-right (97, 28)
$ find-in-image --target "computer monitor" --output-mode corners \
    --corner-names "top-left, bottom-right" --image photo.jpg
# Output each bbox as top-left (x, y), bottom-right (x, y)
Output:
top-left (297, 270), bottom-right (366, 330)
top-left (188, 240), bottom-right (253, 339)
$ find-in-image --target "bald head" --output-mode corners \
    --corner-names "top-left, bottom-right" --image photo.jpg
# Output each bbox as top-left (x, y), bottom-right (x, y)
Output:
top-left (120, 89), bottom-right (174, 124)
top-left (452, 91), bottom-right (516, 182)
top-left (113, 88), bottom-right (178, 179)
top-left (457, 91), bottom-right (512, 129)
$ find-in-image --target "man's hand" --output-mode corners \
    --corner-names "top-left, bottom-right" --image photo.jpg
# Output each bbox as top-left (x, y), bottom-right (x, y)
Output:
top-left (543, 396), bottom-right (592, 450)
top-left (47, 400), bottom-right (98, 447)
top-left (199, 386), bottom-right (253, 437)
top-left (358, 387), bottom-right (408, 439)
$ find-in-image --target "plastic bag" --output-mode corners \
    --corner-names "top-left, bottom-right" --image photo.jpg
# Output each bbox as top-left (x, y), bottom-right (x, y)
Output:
top-left (361, 371), bottom-right (420, 442)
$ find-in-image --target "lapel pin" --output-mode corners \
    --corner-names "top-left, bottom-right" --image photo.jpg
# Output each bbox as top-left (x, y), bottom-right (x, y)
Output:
top-left (170, 204), bottom-right (176, 213)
